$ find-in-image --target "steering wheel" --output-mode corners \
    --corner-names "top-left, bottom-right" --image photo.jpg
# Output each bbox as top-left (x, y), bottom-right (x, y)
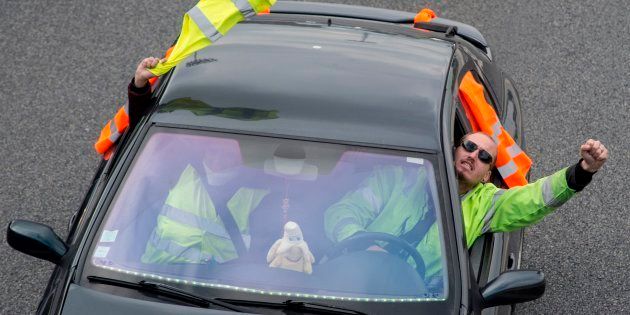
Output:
top-left (324, 232), bottom-right (426, 277)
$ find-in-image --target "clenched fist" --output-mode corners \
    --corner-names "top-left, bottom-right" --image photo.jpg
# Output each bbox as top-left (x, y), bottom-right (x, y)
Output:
top-left (579, 139), bottom-right (608, 173)
top-left (133, 57), bottom-right (166, 88)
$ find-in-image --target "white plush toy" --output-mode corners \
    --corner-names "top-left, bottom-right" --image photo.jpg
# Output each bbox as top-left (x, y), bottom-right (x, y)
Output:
top-left (267, 221), bottom-right (315, 274)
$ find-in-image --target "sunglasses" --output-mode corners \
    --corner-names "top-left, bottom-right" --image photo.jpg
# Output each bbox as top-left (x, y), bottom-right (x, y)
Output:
top-left (461, 140), bottom-right (493, 164)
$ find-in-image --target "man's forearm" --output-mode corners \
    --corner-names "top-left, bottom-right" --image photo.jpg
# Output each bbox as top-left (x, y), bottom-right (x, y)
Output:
top-left (127, 78), bottom-right (152, 128)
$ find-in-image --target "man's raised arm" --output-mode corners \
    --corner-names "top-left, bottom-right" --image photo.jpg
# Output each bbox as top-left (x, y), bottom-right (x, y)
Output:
top-left (480, 139), bottom-right (608, 236)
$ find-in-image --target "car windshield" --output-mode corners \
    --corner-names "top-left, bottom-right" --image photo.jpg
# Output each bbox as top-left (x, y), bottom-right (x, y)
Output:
top-left (90, 127), bottom-right (448, 302)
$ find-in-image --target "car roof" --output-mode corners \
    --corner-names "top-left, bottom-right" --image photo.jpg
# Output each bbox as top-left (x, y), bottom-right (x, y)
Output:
top-left (153, 16), bottom-right (454, 152)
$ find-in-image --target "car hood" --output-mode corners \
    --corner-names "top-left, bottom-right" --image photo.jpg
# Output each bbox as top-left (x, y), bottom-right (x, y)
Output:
top-left (61, 284), bottom-right (248, 315)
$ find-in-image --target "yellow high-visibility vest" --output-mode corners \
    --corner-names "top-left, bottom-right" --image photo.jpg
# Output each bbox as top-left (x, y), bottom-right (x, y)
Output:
top-left (149, 0), bottom-right (276, 76)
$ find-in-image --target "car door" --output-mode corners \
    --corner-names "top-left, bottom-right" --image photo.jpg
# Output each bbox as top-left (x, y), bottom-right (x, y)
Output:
top-left (500, 75), bottom-right (524, 147)
top-left (453, 65), bottom-right (519, 315)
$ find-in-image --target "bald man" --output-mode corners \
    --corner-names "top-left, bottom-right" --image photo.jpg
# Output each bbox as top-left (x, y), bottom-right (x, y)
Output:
top-left (454, 133), bottom-right (607, 246)
top-left (324, 132), bottom-right (608, 281)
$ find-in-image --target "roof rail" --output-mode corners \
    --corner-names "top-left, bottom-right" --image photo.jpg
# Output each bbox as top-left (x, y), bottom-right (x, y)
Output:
top-left (268, 1), bottom-right (491, 59)
top-left (422, 17), bottom-right (491, 59)
top-left (270, 1), bottom-right (415, 23)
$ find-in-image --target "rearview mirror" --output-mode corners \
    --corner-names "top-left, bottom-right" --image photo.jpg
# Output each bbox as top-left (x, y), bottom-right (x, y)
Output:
top-left (6, 220), bottom-right (68, 265)
top-left (480, 270), bottom-right (545, 308)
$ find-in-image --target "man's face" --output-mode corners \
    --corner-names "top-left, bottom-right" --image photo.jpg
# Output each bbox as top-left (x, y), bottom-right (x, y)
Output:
top-left (454, 133), bottom-right (498, 186)
top-left (202, 147), bottom-right (242, 186)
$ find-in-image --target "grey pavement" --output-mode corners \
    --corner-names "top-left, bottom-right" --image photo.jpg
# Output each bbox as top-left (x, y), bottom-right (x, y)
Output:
top-left (0, 0), bottom-right (628, 313)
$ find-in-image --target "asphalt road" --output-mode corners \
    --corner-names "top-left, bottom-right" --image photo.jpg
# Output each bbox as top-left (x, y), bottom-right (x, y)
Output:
top-left (0, 0), bottom-right (628, 313)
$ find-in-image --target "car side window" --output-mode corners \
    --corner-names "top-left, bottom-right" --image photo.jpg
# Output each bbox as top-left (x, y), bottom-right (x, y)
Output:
top-left (453, 97), bottom-right (470, 145)
top-left (464, 71), bottom-right (500, 114)
top-left (456, 69), bottom-right (507, 188)
top-left (502, 78), bottom-right (521, 144)
top-left (454, 91), bottom-right (496, 285)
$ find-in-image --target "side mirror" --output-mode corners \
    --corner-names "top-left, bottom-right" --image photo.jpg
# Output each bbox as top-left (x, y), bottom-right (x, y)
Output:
top-left (6, 220), bottom-right (68, 265)
top-left (480, 270), bottom-right (545, 309)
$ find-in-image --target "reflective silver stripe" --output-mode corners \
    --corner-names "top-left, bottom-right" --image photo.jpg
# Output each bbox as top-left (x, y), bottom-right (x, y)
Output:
top-left (187, 5), bottom-right (223, 42)
top-left (506, 144), bottom-right (523, 157)
top-left (242, 234), bottom-right (251, 249)
top-left (150, 232), bottom-right (215, 262)
top-left (361, 187), bottom-right (382, 214)
top-left (109, 119), bottom-right (118, 135)
top-left (107, 131), bottom-right (120, 143)
top-left (149, 234), bottom-right (249, 264)
top-left (107, 121), bottom-right (120, 142)
top-left (491, 122), bottom-right (502, 142)
top-left (542, 177), bottom-right (566, 208)
top-left (162, 204), bottom-right (231, 239)
top-left (332, 217), bottom-right (361, 240)
top-left (162, 204), bottom-right (252, 249)
top-left (481, 189), bottom-right (506, 233)
top-left (231, 0), bottom-right (255, 17)
top-left (497, 160), bottom-right (518, 178)
top-left (460, 189), bottom-right (473, 202)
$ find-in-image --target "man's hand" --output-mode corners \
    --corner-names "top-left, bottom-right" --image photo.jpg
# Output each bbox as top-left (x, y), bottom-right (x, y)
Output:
top-left (579, 139), bottom-right (608, 173)
top-left (133, 57), bottom-right (165, 88)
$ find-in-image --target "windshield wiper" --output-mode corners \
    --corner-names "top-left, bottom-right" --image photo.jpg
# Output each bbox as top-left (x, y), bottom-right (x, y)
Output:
top-left (87, 275), bottom-right (252, 313)
top-left (88, 276), bottom-right (364, 314)
top-left (216, 298), bottom-right (367, 315)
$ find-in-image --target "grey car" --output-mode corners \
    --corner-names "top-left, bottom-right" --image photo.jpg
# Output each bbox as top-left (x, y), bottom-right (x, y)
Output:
top-left (8, 2), bottom-right (541, 314)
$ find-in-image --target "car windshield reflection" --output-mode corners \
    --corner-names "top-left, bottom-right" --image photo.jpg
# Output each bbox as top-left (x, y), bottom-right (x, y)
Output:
top-left (90, 127), bottom-right (448, 302)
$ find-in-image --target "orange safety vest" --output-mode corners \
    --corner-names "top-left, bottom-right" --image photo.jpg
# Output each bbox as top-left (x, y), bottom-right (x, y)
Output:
top-left (94, 46), bottom-right (174, 156)
top-left (414, 8), bottom-right (436, 24)
top-left (458, 71), bottom-right (532, 187)
top-left (94, 103), bottom-right (130, 155)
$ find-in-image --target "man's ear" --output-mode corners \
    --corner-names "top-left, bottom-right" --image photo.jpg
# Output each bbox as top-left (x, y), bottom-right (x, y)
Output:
top-left (482, 169), bottom-right (492, 183)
